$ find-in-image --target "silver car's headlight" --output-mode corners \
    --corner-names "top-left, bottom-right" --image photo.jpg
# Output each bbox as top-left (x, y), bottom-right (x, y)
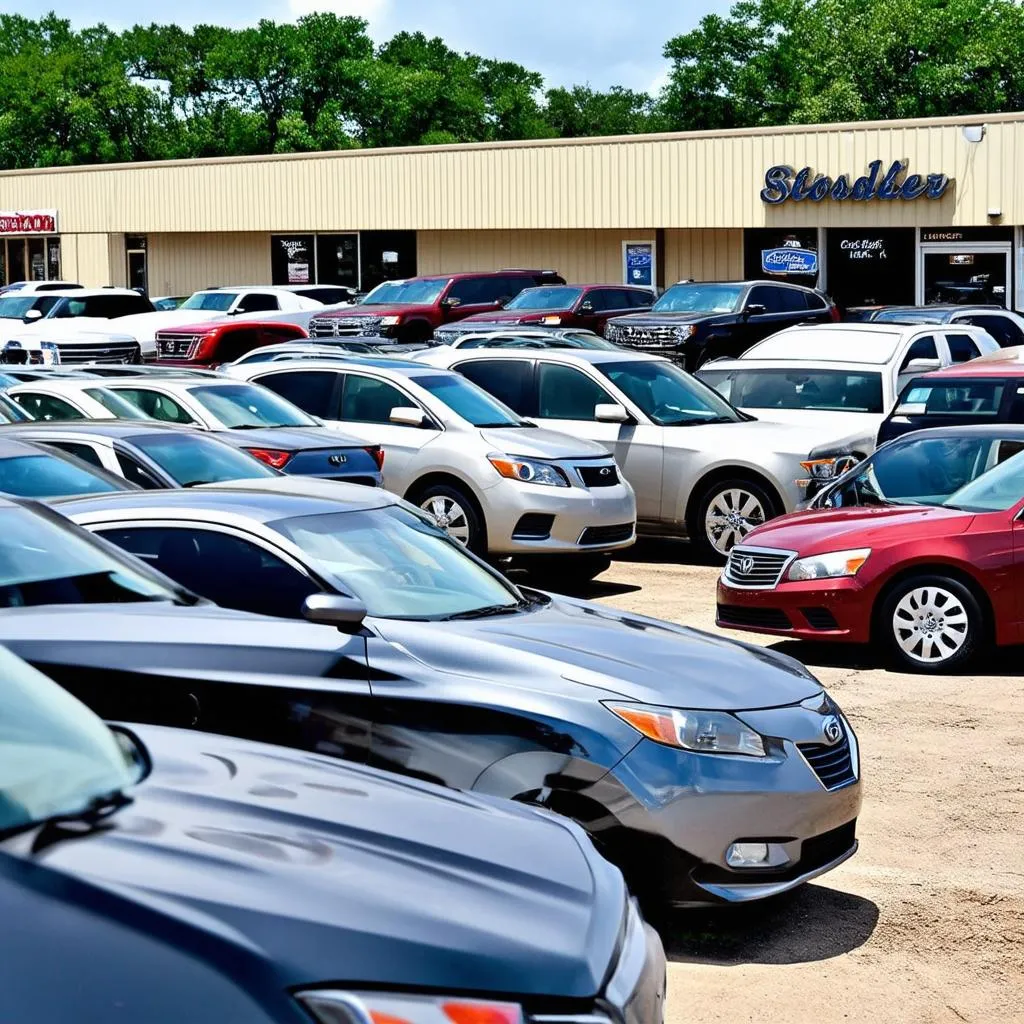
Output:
top-left (787, 548), bottom-right (871, 582)
top-left (487, 453), bottom-right (569, 487)
top-left (297, 990), bottom-right (523, 1024)
top-left (605, 702), bottom-right (766, 757)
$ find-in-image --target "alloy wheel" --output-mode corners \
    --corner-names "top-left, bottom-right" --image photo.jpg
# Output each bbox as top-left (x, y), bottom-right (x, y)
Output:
top-left (421, 495), bottom-right (471, 546)
top-left (891, 585), bottom-right (970, 665)
top-left (704, 487), bottom-right (767, 555)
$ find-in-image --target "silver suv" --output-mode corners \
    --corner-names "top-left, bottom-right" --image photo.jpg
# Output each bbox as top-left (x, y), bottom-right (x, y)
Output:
top-left (225, 358), bottom-right (637, 578)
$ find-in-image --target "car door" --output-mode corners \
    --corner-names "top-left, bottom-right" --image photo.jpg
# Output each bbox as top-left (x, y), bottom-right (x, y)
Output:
top-left (574, 288), bottom-right (610, 332)
top-left (86, 520), bottom-right (373, 762)
top-left (895, 334), bottom-right (943, 395)
top-left (442, 276), bottom-right (506, 322)
top-left (942, 331), bottom-right (984, 365)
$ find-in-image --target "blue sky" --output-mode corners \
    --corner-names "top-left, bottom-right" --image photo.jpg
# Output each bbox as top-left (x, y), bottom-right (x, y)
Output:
top-left (4, 0), bottom-right (733, 92)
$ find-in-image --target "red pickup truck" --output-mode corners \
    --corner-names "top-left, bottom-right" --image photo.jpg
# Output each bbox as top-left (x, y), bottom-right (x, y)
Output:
top-left (154, 320), bottom-right (308, 367)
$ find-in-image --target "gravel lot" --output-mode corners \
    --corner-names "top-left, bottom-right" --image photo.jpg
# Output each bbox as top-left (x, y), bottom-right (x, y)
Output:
top-left (578, 541), bottom-right (1024, 1024)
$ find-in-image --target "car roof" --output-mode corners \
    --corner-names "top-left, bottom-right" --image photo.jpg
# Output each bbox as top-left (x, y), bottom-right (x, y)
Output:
top-left (0, 436), bottom-right (48, 458)
top-left (41, 288), bottom-right (143, 298)
top-left (244, 356), bottom-right (440, 373)
top-left (157, 320), bottom-right (306, 335)
top-left (440, 347), bottom-right (660, 365)
top-left (6, 378), bottom-right (126, 394)
top-left (54, 479), bottom-right (397, 522)
top-left (886, 424), bottom-right (1024, 442)
top-left (0, 421), bottom-right (200, 440)
top-left (742, 324), bottom-right (956, 364)
top-left (923, 360), bottom-right (1024, 378)
top-left (664, 279), bottom-right (815, 291)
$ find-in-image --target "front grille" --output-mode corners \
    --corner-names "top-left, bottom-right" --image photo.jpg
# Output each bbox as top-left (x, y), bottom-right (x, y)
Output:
top-left (577, 464), bottom-right (620, 487)
top-left (513, 513), bottom-right (554, 539)
top-left (309, 315), bottom-right (383, 338)
top-left (156, 334), bottom-right (199, 359)
top-left (56, 340), bottom-right (142, 365)
top-left (802, 606), bottom-right (839, 630)
top-left (722, 546), bottom-right (794, 588)
top-left (717, 604), bottom-right (792, 629)
top-left (798, 729), bottom-right (857, 790)
top-left (606, 323), bottom-right (679, 347)
top-left (579, 523), bottom-right (634, 546)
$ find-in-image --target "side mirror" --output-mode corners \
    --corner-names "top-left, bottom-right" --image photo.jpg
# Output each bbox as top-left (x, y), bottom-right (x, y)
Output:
top-left (389, 406), bottom-right (427, 427)
top-left (894, 402), bottom-right (927, 417)
top-left (23, 309), bottom-right (43, 321)
top-left (441, 297), bottom-right (460, 309)
top-left (902, 358), bottom-right (942, 374)
top-left (595, 402), bottom-right (630, 423)
top-left (302, 593), bottom-right (367, 633)
top-left (743, 303), bottom-right (767, 319)
top-left (579, 301), bottom-right (594, 312)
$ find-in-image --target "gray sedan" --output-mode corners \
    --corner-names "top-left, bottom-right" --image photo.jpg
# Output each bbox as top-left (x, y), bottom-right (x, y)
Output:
top-left (55, 480), bottom-right (862, 908)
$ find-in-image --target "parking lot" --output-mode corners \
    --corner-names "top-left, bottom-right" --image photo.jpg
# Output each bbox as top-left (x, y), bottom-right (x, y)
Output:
top-left (581, 542), bottom-right (1024, 1024)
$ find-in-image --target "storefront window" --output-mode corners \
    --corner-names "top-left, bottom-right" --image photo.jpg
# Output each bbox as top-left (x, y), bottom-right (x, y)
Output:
top-left (358, 230), bottom-right (417, 292)
top-left (315, 234), bottom-right (359, 289)
top-left (3, 239), bottom-right (26, 284)
top-left (46, 238), bottom-right (61, 281)
top-left (27, 238), bottom-right (45, 281)
top-left (920, 228), bottom-right (1014, 308)
top-left (826, 229), bottom-right (915, 311)
top-left (744, 228), bottom-right (819, 288)
top-left (271, 235), bottom-right (315, 286)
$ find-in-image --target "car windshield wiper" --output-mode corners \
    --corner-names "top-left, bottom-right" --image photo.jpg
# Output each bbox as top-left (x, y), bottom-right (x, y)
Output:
top-left (662, 415), bottom-right (738, 426)
top-left (440, 601), bottom-right (527, 621)
top-left (22, 790), bottom-right (133, 854)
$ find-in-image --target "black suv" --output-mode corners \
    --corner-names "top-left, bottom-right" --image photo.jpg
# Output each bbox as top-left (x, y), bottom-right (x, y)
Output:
top-left (604, 280), bottom-right (837, 370)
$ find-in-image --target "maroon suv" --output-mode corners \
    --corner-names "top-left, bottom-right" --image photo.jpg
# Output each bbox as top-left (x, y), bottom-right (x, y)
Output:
top-left (459, 283), bottom-right (654, 335)
top-left (307, 270), bottom-right (565, 342)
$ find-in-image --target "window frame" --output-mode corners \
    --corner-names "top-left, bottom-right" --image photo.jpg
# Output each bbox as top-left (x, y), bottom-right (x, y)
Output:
top-left (536, 360), bottom-right (618, 422)
top-left (453, 358), bottom-right (538, 417)
top-left (11, 391), bottom-right (86, 420)
top-left (339, 372), bottom-right (433, 427)
top-left (104, 386), bottom-right (197, 425)
top-left (251, 368), bottom-right (344, 420)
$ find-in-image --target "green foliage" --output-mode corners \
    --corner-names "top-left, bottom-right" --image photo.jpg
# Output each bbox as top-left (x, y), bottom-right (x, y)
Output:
top-left (1, 2), bottom-right (1022, 168)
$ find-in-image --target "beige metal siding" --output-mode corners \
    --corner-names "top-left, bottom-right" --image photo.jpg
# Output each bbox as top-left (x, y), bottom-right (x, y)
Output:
top-left (59, 234), bottom-right (116, 287)
top-left (145, 233), bottom-right (271, 296)
top-left (663, 229), bottom-right (743, 282)
top-left (0, 114), bottom-right (1020, 233)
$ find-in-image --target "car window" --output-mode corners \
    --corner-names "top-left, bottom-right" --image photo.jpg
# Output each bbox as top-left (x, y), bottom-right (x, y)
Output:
top-left (182, 291), bottom-right (238, 312)
top-left (775, 288), bottom-right (811, 313)
top-left (236, 292), bottom-right (280, 314)
top-left (582, 289), bottom-right (611, 313)
top-left (12, 393), bottom-right (84, 421)
top-left (945, 333), bottom-right (981, 364)
top-left (899, 335), bottom-right (939, 371)
top-left (0, 453), bottom-right (121, 497)
top-left (413, 374), bottom-right (521, 427)
top-left (607, 289), bottom-right (641, 310)
top-left (111, 388), bottom-right (195, 424)
top-left (537, 363), bottom-right (614, 420)
top-left (652, 283), bottom-right (743, 314)
top-left (255, 370), bottom-right (339, 418)
top-left (456, 359), bottom-right (534, 413)
top-left (341, 375), bottom-right (413, 423)
top-left (96, 526), bottom-right (320, 619)
top-left (188, 383), bottom-right (316, 428)
top-left (960, 315), bottom-right (1024, 348)
top-left (747, 285), bottom-right (781, 314)
top-left (699, 368), bottom-right (884, 413)
top-left (114, 451), bottom-right (164, 489)
top-left (600, 359), bottom-right (739, 425)
top-left (43, 440), bottom-right (105, 468)
top-left (131, 432), bottom-right (278, 486)
top-left (504, 286), bottom-right (583, 311)
top-left (448, 277), bottom-right (503, 306)
top-left (81, 388), bottom-right (151, 420)
top-left (628, 289), bottom-right (654, 308)
top-left (900, 380), bottom-right (1006, 418)
top-left (806, 292), bottom-right (829, 311)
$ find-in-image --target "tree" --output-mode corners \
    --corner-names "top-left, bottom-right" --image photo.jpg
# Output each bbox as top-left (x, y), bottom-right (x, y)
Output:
top-left (545, 85), bottom-right (659, 137)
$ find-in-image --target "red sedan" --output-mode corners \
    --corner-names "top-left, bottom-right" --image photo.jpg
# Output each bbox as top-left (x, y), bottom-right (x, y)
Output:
top-left (716, 449), bottom-right (1024, 672)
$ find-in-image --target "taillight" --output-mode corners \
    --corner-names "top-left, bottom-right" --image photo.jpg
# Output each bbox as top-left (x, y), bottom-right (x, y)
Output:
top-left (364, 445), bottom-right (385, 470)
top-left (830, 304), bottom-right (841, 322)
top-left (245, 447), bottom-right (293, 469)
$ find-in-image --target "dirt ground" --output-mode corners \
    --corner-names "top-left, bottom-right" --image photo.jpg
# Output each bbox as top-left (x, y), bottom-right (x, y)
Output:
top-left (583, 541), bottom-right (1024, 1024)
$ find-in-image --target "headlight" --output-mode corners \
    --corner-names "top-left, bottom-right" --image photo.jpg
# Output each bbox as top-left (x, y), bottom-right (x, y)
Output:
top-left (605, 701), bottom-right (766, 757)
top-left (39, 341), bottom-right (60, 365)
top-left (540, 315), bottom-right (562, 325)
top-left (673, 325), bottom-right (696, 340)
top-left (488, 453), bottom-right (569, 487)
top-left (787, 548), bottom-right (871, 582)
top-left (297, 990), bottom-right (523, 1024)
top-left (800, 457), bottom-right (842, 481)
top-left (379, 315), bottom-right (402, 326)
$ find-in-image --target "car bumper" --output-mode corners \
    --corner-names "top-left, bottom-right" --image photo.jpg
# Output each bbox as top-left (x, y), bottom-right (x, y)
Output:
top-left (716, 576), bottom-right (872, 643)
top-left (483, 480), bottom-right (637, 555)
top-left (604, 702), bottom-right (862, 906)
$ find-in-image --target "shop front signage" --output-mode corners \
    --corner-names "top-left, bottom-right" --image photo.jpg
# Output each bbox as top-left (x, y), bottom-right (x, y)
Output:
top-left (921, 227), bottom-right (1014, 243)
top-left (761, 247), bottom-right (818, 274)
top-left (0, 209), bottom-right (58, 235)
top-left (623, 241), bottom-right (655, 287)
top-left (760, 160), bottom-right (950, 205)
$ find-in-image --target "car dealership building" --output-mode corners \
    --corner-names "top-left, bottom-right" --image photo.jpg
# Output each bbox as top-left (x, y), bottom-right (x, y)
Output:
top-left (1, 111), bottom-right (1022, 311)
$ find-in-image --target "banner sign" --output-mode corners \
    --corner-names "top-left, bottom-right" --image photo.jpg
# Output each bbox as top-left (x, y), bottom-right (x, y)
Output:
top-left (761, 160), bottom-right (950, 205)
top-left (624, 242), bottom-right (654, 287)
top-left (762, 247), bottom-right (818, 274)
top-left (0, 210), bottom-right (58, 235)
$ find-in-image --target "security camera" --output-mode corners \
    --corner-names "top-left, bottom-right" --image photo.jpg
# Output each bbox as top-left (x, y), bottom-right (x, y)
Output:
top-left (987, 208), bottom-right (1002, 219)
top-left (962, 125), bottom-right (986, 144)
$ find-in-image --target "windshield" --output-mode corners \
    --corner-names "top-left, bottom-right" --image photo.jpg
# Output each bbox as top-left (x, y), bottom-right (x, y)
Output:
top-left (0, 502), bottom-right (184, 607)
top-left (132, 432), bottom-right (278, 485)
top-left (181, 291), bottom-right (237, 312)
top-left (361, 279), bottom-right (448, 306)
top-left (273, 505), bottom-right (519, 619)
top-left (598, 359), bottom-right (740, 425)
top-left (944, 447), bottom-right (1024, 512)
top-left (82, 388), bottom-right (151, 420)
top-left (0, 394), bottom-right (31, 422)
top-left (653, 283), bottom-right (744, 314)
top-left (504, 287), bottom-right (583, 311)
top-left (873, 309), bottom-right (946, 324)
top-left (0, 296), bottom-right (56, 320)
top-left (414, 373), bottom-right (523, 427)
top-left (0, 454), bottom-right (125, 498)
top-left (699, 368), bottom-right (884, 413)
top-left (826, 436), bottom-right (1024, 509)
top-left (188, 383), bottom-right (317, 428)
top-left (0, 646), bottom-right (144, 834)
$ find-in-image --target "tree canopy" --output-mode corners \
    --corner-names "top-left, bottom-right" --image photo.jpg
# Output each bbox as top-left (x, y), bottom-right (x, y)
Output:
top-left (1, 1), bottom-right (1022, 169)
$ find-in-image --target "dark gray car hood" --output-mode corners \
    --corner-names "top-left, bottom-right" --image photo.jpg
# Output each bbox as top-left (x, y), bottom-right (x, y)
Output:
top-left (376, 594), bottom-right (822, 711)
top-left (11, 724), bottom-right (624, 997)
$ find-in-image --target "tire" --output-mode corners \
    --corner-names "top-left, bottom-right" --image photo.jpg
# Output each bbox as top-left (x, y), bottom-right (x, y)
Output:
top-left (415, 483), bottom-right (485, 554)
top-left (878, 574), bottom-right (983, 673)
top-left (690, 476), bottom-right (779, 562)
top-left (521, 554), bottom-right (612, 589)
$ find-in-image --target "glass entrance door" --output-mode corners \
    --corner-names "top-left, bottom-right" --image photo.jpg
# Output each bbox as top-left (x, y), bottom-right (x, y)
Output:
top-left (921, 246), bottom-right (1012, 307)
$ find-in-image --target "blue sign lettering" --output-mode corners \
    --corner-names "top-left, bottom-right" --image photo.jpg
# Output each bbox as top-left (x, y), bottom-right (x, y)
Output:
top-left (761, 248), bottom-right (818, 275)
top-left (761, 161), bottom-right (951, 204)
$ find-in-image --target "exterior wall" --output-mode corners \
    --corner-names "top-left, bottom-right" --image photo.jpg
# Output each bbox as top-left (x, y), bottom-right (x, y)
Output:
top-left (0, 113), bottom-right (1021, 234)
top-left (59, 233), bottom-right (118, 286)
top-left (146, 233), bottom-right (271, 296)
top-left (663, 228), bottom-right (743, 282)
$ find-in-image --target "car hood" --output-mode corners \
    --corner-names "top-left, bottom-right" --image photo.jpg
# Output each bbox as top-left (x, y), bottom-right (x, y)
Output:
top-left (377, 594), bottom-right (822, 711)
top-left (10, 725), bottom-right (623, 997)
top-left (480, 426), bottom-right (611, 459)
top-left (114, 310), bottom-right (228, 341)
top-left (744, 503), bottom-right (975, 555)
top-left (737, 408), bottom-right (882, 446)
top-left (462, 311), bottom-right (570, 324)
top-left (608, 311), bottom-right (715, 325)
top-left (210, 425), bottom-right (367, 449)
top-left (318, 304), bottom-right (434, 319)
top-left (662, 418), bottom-right (818, 456)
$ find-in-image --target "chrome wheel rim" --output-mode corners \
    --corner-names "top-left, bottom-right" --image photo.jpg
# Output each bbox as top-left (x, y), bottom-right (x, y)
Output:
top-left (421, 495), bottom-right (471, 546)
top-left (705, 488), bottom-right (767, 554)
top-left (892, 586), bottom-right (969, 664)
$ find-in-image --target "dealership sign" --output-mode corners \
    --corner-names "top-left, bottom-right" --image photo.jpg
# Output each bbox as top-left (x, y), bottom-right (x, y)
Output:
top-left (0, 209), bottom-right (58, 235)
top-left (760, 160), bottom-right (950, 205)
top-left (762, 247), bottom-right (818, 274)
